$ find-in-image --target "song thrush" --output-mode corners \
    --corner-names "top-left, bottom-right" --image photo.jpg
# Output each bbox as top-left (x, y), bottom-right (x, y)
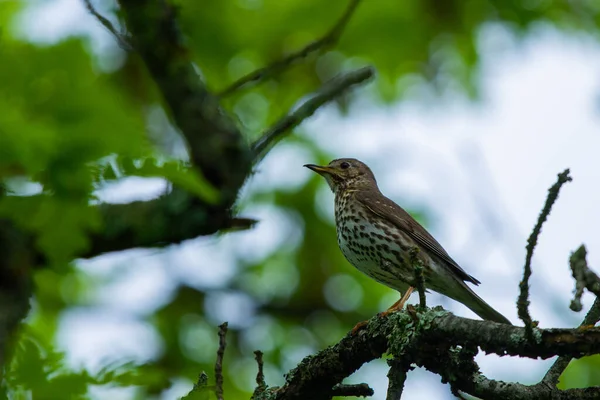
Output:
top-left (305, 158), bottom-right (511, 325)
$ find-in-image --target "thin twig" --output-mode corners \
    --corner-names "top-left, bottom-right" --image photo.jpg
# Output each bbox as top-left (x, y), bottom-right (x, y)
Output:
top-left (517, 169), bottom-right (572, 339)
top-left (252, 350), bottom-right (267, 396)
top-left (570, 245), bottom-right (589, 312)
top-left (542, 296), bottom-right (600, 386)
top-left (82, 0), bottom-right (133, 51)
top-left (386, 358), bottom-right (409, 400)
top-left (218, 0), bottom-right (362, 97)
top-left (252, 66), bottom-right (374, 162)
top-left (215, 322), bottom-right (228, 400)
top-left (569, 245), bottom-right (600, 311)
top-left (409, 247), bottom-right (427, 309)
top-left (331, 383), bottom-right (374, 398)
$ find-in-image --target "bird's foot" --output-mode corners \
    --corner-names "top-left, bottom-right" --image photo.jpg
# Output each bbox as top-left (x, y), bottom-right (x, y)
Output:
top-left (382, 287), bottom-right (415, 317)
top-left (350, 320), bottom-right (369, 335)
top-left (351, 287), bottom-right (416, 335)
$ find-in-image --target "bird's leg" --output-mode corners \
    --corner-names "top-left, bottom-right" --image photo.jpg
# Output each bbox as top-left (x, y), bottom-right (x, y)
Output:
top-left (350, 287), bottom-right (415, 335)
top-left (380, 287), bottom-right (414, 317)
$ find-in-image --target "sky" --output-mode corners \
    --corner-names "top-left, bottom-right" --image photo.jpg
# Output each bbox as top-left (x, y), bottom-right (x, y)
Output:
top-left (14, 1), bottom-right (600, 399)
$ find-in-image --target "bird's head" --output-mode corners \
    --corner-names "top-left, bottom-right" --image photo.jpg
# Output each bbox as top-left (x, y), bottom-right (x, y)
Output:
top-left (304, 158), bottom-right (377, 193)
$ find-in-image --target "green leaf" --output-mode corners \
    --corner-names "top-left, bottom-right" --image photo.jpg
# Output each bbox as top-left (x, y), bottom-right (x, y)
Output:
top-left (0, 196), bottom-right (102, 265)
top-left (559, 355), bottom-right (600, 389)
top-left (112, 157), bottom-right (220, 204)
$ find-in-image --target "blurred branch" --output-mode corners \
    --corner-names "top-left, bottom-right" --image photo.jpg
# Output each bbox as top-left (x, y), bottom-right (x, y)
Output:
top-left (218, 0), bottom-right (363, 97)
top-left (0, 222), bottom-right (33, 383)
top-left (386, 359), bottom-right (409, 400)
top-left (517, 169), bottom-right (572, 338)
top-left (570, 245), bottom-right (600, 312)
top-left (183, 323), bottom-right (230, 400)
top-left (118, 0), bottom-right (253, 200)
top-left (0, 1), bottom-right (374, 266)
top-left (252, 351), bottom-right (268, 397)
top-left (81, 189), bottom-right (236, 258)
top-left (79, 70), bottom-right (372, 259)
top-left (252, 66), bottom-right (374, 162)
top-left (2, 0), bottom-right (377, 385)
top-left (82, 0), bottom-right (133, 51)
top-left (215, 322), bottom-right (228, 400)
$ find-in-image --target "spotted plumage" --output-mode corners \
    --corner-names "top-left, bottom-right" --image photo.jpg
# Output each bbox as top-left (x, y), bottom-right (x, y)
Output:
top-left (305, 158), bottom-right (511, 325)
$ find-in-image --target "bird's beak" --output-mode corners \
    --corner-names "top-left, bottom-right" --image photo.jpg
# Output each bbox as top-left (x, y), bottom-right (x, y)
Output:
top-left (304, 164), bottom-right (335, 176)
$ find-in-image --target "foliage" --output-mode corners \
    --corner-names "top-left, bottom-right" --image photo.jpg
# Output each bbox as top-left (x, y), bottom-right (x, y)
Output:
top-left (4, 327), bottom-right (167, 399)
top-left (1, 0), bottom-right (600, 398)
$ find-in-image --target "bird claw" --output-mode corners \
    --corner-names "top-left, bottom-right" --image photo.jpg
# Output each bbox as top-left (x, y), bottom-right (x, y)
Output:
top-left (351, 288), bottom-right (416, 335)
top-left (406, 304), bottom-right (419, 323)
top-left (350, 320), bottom-right (368, 335)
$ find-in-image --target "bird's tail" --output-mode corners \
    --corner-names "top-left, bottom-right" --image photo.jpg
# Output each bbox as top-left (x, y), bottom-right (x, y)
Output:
top-left (452, 281), bottom-right (512, 325)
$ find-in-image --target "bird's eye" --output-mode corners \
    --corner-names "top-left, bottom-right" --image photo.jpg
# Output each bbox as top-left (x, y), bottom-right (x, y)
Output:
top-left (340, 162), bottom-right (350, 170)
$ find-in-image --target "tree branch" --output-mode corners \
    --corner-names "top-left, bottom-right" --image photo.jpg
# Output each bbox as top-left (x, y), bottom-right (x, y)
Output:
top-left (518, 169), bottom-right (572, 338)
top-left (215, 322), bottom-right (228, 400)
top-left (70, 4), bottom-right (375, 261)
top-left (331, 383), bottom-right (374, 398)
top-left (82, 0), bottom-right (133, 51)
top-left (252, 351), bottom-right (268, 398)
top-left (386, 359), bottom-right (409, 400)
top-left (251, 66), bottom-right (374, 162)
top-left (424, 342), bottom-right (600, 400)
top-left (266, 308), bottom-right (600, 400)
top-left (542, 297), bottom-right (600, 386)
top-left (570, 245), bottom-right (600, 311)
top-left (0, 221), bottom-right (34, 382)
top-left (118, 0), bottom-right (252, 202)
top-left (218, 0), bottom-right (363, 97)
top-left (435, 356), bottom-right (600, 400)
top-left (82, 189), bottom-right (231, 258)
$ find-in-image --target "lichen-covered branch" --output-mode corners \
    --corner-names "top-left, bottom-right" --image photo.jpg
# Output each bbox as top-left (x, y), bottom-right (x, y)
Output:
top-left (255, 308), bottom-right (600, 400)
top-left (570, 245), bottom-right (600, 312)
top-left (518, 169), bottom-right (572, 338)
top-left (252, 351), bottom-right (268, 398)
top-left (425, 350), bottom-right (600, 400)
top-left (215, 322), bottom-right (228, 400)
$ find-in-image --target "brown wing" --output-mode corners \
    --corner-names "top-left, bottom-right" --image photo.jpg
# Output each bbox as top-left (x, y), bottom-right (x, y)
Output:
top-left (355, 190), bottom-right (480, 285)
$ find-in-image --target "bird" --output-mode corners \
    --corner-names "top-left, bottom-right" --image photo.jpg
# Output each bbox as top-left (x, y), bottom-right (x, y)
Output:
top-left (304, 158), bottom-right (511, 326)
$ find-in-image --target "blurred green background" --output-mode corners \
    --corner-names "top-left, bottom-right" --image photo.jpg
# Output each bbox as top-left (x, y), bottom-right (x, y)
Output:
top-left (2, 0), bottom-right (600, 398)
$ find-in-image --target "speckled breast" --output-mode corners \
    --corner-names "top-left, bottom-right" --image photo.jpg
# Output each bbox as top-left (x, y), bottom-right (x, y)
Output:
top-left (334, 191), bottom-right (412, 293)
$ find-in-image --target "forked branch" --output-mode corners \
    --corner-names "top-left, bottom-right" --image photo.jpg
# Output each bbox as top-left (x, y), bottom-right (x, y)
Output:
top-left (219, 0), bottom-right (363, 97)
